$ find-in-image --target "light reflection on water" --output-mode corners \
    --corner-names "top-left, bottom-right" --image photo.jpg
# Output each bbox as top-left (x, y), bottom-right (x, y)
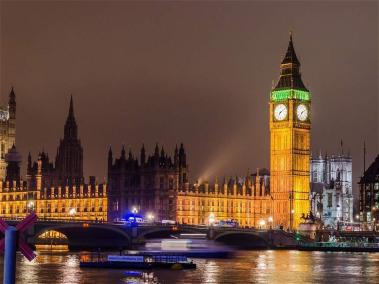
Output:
top-left (0, 251), bottom-right (378, 283)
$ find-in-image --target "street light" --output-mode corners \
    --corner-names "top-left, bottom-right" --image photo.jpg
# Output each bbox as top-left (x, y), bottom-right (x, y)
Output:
top-left (132, 206), bottom-right (138, 214)
top-left (268, 216), bottom-right (273, 229)
top-left (208, 213), bottom-right (215, 226)
top-left (27, 201), bottom-right (35, 212)
top-left (146, 213), bottom-right (155, 223)
top-left (69, 208), bottom-right (76, 221)
top-left (130, 206), bottom-right (139, 224)
top-left (289, 209), bottom-right (295, 232)
top-left (259, 219), bottom-right (266, 229)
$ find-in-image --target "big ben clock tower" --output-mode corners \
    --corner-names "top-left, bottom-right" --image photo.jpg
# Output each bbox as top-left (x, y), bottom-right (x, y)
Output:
top-left (270, 34), bottom-right (311, 229)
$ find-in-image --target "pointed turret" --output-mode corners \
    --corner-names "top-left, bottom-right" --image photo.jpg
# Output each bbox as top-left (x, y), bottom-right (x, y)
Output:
top-left (8, 86), bottom-right (16, 119)
top-left (68, 95), bottom-right (74, 119)
top-left (64, 95), bottom-right (78, 139)
top-left (154, 143), bottom-right (159, 157)
top-left (121, 145), bottom-right (126, 160)
top-left (281, 32), bottom-right (300, 65)
top-left (27, 152), bottom-right (32, 174)
top-left (179, 143), bottom-right (186, 168)
top-left (174, 145), bottom-right (179, 167)
top-left (160, 146), bottom-right (165, 158)
top-left (108, 146), bottom-right (113, 169)
top-left (128, 148), bottom-right (133, 160)
top-left (140, 144), bottom-right (146, 166)
top-left (273, 32), bottom-right (308, 92)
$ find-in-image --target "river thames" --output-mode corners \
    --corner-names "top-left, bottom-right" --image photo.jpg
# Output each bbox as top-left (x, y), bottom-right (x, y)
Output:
top-left (0, 250), bottom-right (378, 283)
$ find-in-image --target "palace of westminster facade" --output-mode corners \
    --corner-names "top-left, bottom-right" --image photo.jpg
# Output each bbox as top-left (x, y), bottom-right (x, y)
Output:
top-left (1, 35), bottom-right (356, 229)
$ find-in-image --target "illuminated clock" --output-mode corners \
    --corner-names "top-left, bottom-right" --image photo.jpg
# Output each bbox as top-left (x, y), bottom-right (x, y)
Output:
top-left (274, 104), bottom-right (288, 121)
top-left (296, 104), bottom-right (308, 121)
top-left (0, 111), bottom-right (9, 121)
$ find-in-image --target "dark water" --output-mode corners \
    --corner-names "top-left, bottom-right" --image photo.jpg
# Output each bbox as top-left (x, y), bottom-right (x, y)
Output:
top-left (1, 250), bottom-right (378, 283)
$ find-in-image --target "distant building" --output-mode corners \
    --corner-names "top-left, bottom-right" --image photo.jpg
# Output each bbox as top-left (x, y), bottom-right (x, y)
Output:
top-left (359, 155), bottom-right (379, 223)
top-left (107, 143), bottom-right (188, 221)
top-left (0, 87), bottom-right (16, 180)
top-left (310, 151), bottom-right (353, 227)
top-left (0, 97), bottom-right (106, 221)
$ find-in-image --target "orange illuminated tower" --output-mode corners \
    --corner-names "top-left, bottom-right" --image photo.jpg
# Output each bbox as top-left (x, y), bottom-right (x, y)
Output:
top-left (269, 33), bottom-right (311, 229)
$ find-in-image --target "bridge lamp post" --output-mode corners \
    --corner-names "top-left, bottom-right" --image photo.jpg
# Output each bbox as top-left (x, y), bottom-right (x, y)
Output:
top-left (208, 213), bottom-right (215, 227)
top-left (259, 219), bottom-right (266, 229)
top-left (131, 207), bottom-right (139, 224)
top-left (290, 209), bottom-right (295, 231)
top-left (27, 201), bottom-right (35, 213)
top-left (147, 213), bottom-right (155, 223)
top-left (69, 208), bottom-right (76, 221)
top-left (268, 216), bottom-right (273, 229)
top-left (132, 207), bottom-right (138, 214)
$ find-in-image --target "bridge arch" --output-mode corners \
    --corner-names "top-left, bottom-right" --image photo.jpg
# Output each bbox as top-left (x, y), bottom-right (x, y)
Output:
top-left (32, 223), bottom-right (131, 250)
top-left (214, 231), bottom-right (269, 249)
top-left (34, 230), bottom-right (69, 251)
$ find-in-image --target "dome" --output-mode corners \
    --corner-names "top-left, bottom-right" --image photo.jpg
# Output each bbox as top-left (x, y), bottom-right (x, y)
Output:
top-left (5, 144), bottom-right (22, 163)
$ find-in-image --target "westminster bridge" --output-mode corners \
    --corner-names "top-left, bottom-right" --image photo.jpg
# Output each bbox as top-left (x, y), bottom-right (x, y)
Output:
top-left (0, 219), bottom-right (308, 250)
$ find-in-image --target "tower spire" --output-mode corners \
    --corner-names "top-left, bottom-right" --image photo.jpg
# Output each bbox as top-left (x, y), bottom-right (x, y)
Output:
top-left (363, 140), bottom-right (366, 176)
top-left (64, 95), bottom-right (78, 139)
top-left (68, 95), bottom-right (75, 121)
top-left (273, 32), bottom-right (308, 92)
top-left (9, 86), bottom-right (16, 119)
top-left (281, 32), bottom-right (300, 65)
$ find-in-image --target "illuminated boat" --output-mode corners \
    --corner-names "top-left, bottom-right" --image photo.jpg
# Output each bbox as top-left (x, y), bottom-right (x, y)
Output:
top-left (142, 237), bottom-right (234, 258)
top-left (79, 254), bottom-right (196, 269)
top-left (298, 242), bottom-right (379, 252)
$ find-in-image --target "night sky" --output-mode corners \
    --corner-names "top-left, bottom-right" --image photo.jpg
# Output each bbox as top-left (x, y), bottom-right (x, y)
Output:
top-left (0, 2), bottom-right (377, 197)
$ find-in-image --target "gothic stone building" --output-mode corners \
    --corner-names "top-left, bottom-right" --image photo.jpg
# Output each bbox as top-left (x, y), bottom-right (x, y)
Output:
top-left (0, 87), bottom-right (16, 180)
top-left (0, 97), bottom-right (106, 221)
top-left (310, 151), bottom-right (353, 227)
top-left (176, 169), bottom-right (271, 227)
top-left (108, 142), bottom-right (272, 227)
top-left (107, 144), bottom-right (188, 221)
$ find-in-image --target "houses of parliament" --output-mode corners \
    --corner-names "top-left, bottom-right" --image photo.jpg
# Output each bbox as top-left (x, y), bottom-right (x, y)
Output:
top-left (0, 34), bottom-right (312, 229)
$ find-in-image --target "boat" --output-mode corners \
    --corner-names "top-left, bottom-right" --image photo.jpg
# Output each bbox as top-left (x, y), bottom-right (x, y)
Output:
top-left (142, 238), bottom-right (234, 258)
top-left (298, 242), bottom-right (379, 252)
top-left (133, 249), bottom-right (232, 259)
top-left (80, 254), bottom-right (196, 270)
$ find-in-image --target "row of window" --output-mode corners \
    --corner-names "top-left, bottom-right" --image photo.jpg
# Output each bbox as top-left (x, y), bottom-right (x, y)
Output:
top-left (177, 206), bottom-right (266, 214)
top-left (178, 199), bottom-right (267, 207)
top-left (0, 207), bottom-right (104, 214)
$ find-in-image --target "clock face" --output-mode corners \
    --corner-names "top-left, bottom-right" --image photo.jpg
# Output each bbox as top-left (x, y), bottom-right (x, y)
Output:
top-left (0, 111), bottom-right (9, 121)
top-left (274, 104), bottom-right (288, 121)
top-left (297, 104), bottom-right (308, 121)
